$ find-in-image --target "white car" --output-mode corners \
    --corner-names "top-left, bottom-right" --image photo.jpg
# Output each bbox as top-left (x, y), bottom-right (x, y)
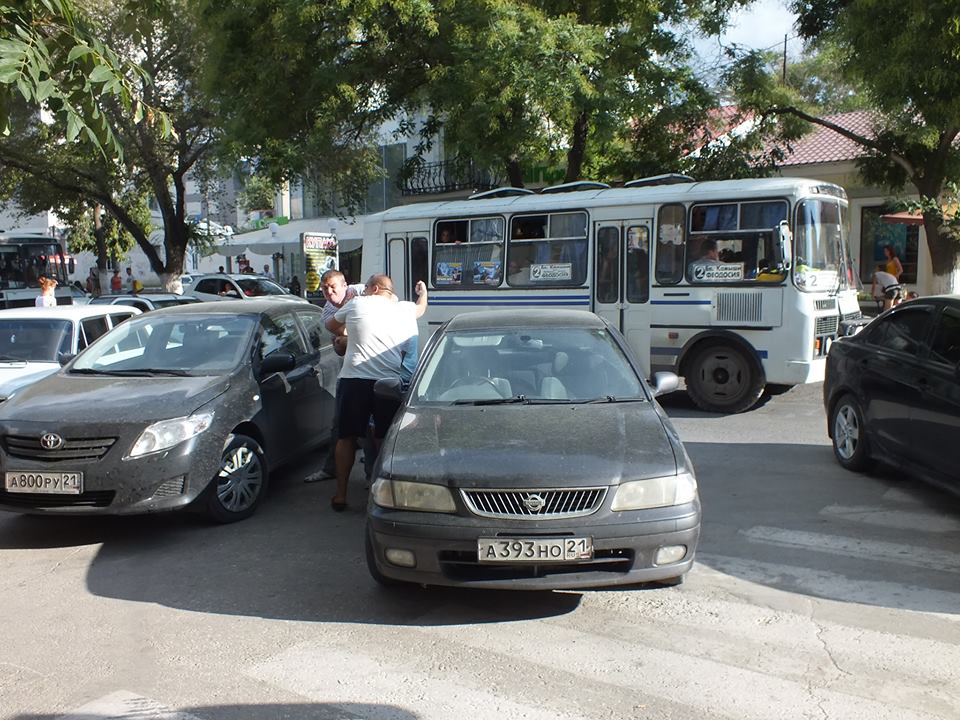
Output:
top-left (186, 274), bottom-right (307, 303)
top-left (0, 305), bottom-right (140, 400)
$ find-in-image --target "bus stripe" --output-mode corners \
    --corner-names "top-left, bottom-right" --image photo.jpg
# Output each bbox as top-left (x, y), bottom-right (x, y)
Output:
top-left (650, 299), bottom-right (712, 305)
top-left (430, 300), bottom-right (591, 307)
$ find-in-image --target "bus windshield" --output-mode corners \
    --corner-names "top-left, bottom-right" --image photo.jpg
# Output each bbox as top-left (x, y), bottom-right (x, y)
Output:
top-left (0, 240), bottom-right (68, 289)
top-left (794, 198), bottom-right (851, 291)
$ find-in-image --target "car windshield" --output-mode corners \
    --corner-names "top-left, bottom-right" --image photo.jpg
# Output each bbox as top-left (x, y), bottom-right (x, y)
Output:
top-left (235, 278), bottom-right (287, 296)
top-left (413, 327), bottom-right (646, 404)
top-left (71, 314), bottom-right (256, 376)
top-left (0, 319), bottom-right (71, 362)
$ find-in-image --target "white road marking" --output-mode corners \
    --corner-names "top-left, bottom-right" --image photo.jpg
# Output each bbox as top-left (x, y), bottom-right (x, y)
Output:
top-left (57, 691), bottom-right (201, 720)
top-left (882, 488), bottom-right (924, 504)
top-left (739, 525), bottom-right (960, 573)
top-left (820, 504), bottom-right (960, 533)
top-left (698, 552), bottom-right (960, 620)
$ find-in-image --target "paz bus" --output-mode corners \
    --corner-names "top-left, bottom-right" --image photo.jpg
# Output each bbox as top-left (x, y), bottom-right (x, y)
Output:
top-left (360, 176), bottom-right (861, 412)
top-left (0, 233), bottom-right (79, 308)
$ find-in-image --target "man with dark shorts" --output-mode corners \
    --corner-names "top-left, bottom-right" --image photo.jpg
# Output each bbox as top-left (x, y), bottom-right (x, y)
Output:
top-left (326, 275), bottom-right (427, 511)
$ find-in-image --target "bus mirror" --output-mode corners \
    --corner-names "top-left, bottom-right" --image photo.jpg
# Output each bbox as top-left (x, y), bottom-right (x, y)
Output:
top-left (68, 258), bottom-right (76, 274)
top-left (777, 221), bottom-right (793, 271)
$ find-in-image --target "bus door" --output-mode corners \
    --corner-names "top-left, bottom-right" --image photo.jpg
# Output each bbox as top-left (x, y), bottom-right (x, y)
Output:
top-left (385, 232), bottom-right (429, 302)
top-left (594, 220), bottom-right (653, 376)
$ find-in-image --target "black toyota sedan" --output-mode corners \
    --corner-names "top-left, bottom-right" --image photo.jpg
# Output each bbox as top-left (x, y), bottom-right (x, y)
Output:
top-left (824, 295), bottom-right (960, 494)
top-left (0, 300), bottom-right (338, 522)
top-left (365, 309), bottom-right (700, 590)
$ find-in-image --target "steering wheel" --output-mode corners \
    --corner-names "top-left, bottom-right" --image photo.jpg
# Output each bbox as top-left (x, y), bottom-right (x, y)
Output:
top-left (449, 375), bottom-right (501, 391)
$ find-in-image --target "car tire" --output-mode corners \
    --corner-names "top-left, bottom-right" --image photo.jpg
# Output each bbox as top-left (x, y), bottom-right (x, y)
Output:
top-left (364, 525), bottom-right (410, 588)
top-left (204, 433), bottom-right (268, 523)
top-left (830, 394), bottom-right (874, 472)
top-left (685, 342), bottom-right (765, 413)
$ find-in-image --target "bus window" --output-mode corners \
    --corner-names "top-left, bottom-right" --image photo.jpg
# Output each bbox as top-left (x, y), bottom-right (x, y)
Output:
top-left (626, 225), bottom-right (649, 303)
top-left (686, 200), bottom-right (788, 284)
top-left (596, 227), bottom-right (620, 303)
top-left (433, 217), bottom-right (504, 289)
top-left (507, 212), bottom-right (587, 287)
top-left (655, 204), bottom-right (685, 285)
top-left (411, 236), bottom-right (428, 297)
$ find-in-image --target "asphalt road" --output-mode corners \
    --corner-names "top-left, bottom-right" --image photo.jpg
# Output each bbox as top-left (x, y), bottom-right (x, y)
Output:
top-left (1, 383), bottom-right (958, 720)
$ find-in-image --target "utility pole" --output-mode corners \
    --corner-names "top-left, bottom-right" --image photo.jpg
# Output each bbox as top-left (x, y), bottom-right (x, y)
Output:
top-left (782, 34), bottom-right (788, 84)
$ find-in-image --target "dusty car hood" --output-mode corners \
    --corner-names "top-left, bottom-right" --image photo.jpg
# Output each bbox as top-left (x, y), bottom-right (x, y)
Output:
top-left (0, 372), bottom-right (231, 424)
top-left (384, 403), bottom-right (678, 488)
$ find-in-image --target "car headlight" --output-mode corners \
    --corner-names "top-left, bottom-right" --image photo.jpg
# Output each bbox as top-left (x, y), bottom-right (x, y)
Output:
top-left (128, 412), bottom-right (214, 458)
top-left (610, 472), bottom-right (698, 511)
top-left (371, 478), bottom-right (457, 513)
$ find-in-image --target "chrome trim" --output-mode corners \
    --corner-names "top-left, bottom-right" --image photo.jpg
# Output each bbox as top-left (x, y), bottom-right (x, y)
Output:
top-left (461, 487), bottom-right (607, 520)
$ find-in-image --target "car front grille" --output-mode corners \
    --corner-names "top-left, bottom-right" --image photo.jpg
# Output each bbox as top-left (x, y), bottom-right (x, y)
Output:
top-left (461, 487), bottom-right (607, 520)
top-left (3, 435), bottom-right (117, 462)
top-left (0, 489), bottom-right (114, 508)
top-left (843, 310), bottom-right (863, 321)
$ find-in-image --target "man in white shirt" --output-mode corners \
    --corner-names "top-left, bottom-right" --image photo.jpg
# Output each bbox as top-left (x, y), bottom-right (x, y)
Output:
top-left (326, 274), bottom-right (427, 510)
top-left (872, 264), bottom-right (902, 310)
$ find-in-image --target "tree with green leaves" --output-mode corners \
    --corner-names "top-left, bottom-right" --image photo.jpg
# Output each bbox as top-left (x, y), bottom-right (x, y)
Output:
top-left (732, 0), bottom-right (960, 293)
top-left (0, 1), bottom-right (225, 290)
top-left (198, 0), bottom-right (754, 197)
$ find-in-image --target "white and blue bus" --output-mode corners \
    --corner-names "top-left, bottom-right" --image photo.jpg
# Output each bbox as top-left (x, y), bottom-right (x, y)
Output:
top-left (361, 176), bottom-right (861, 412)
top-left (0, 233), bottom-right (80, 308)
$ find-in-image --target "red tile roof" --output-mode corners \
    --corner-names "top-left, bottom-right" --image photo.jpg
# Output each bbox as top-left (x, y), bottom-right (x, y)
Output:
top-left (777, 110), bottom-right (877, 166)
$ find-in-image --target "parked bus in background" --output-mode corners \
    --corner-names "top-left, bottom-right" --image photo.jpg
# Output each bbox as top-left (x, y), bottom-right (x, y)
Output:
top-left (0, 234), bottom-right (81, 308)
top-left (361, 176), bottom-right (861, 413)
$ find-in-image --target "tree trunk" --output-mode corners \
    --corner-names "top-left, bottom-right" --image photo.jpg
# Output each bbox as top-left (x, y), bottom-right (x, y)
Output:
top-left (92, 204), bottom-right (109, 296)
top-left (564, 110), bottom-right (590, 183)
top-left (922, 212), bottom-right (960, 294)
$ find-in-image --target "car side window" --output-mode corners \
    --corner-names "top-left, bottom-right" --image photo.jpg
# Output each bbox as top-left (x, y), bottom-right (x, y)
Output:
top-left (194, 279), bottom-right (220, 294)
top-left (80, 316), bottom-right (110, 346)
top-left (929, 307), bottom-right (960, 367)
top-left (109, 312), bottom-right (133, 328)
top-left (294, 309), bottom-right (329, 351)
top-left (259, 313), bottom-right (307, 361)
top-left (867, 307), bottom-right (931, 357)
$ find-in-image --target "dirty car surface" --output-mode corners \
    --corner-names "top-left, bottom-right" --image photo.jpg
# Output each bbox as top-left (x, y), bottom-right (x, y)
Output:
top-left (0, 300), bottom-right (337, 522)
top-left (366, 309), bottom-right (700, 590)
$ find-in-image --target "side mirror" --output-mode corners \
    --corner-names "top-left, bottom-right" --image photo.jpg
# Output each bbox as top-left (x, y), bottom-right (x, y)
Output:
top-left (68, 259), bottom-right (76, 274)
top-left (374, 377), bottom-right (405, 403)
top-left (777, 220), bottom-right (793, 271)
top-left (651, 371), bottom-right (679, 397)
top-left (58, 353), bottom-right (76, 367)
top-left (259, 351), bottom-right (295, 377)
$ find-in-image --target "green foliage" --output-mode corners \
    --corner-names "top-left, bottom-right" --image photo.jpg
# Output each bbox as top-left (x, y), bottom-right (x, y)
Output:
top-left (0, 0), bottom-right (167, 161)
top-left (62, 191), bottom-right (150, 260)
top-left (236, 174), bottom-right (277, 212)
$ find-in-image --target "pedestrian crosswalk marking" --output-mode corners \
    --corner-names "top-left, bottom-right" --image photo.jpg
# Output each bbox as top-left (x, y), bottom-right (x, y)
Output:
top-left (820, 505), bottom-right (960, 533)
top-left (739, 526), bottom-right (960, 574)
top-left (57, 691), bottom-right (201, 720)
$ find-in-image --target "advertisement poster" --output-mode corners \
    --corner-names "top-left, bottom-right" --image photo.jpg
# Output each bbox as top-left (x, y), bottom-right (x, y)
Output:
top-left (530, 263), bottom-right (572, 281)
top-left (472, 260), bottom-right (502, 284)
top-left (301, 232), bottom-right (338, 295)
top-left (436, 262), bottom-right (463, 285)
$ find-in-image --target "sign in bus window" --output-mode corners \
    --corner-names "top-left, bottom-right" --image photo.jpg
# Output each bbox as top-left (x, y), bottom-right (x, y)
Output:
top-left (433, 218), bottom-right (504, 289)
top-left (507, 212), bottom-right (587, 287)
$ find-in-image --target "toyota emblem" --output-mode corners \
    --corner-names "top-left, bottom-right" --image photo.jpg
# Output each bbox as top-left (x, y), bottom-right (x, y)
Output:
top-left (522, 493), bottom-right (546, 513)
top-left (40, 433), bottom-right (64, 451)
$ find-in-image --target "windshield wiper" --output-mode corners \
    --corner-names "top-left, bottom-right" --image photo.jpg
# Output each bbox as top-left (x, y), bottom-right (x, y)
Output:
top-left (70, 367), bottom-right (193, 377)
top-left (581, 395), bottom-right (647, 404)
top-left (0, 355), bottom-right (27, 362)
top-left (453, 395), bottom-right (530, 406)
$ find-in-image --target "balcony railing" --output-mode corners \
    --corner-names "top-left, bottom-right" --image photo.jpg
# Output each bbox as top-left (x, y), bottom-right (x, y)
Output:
top-left (401, 157), bottom-right (503, 197)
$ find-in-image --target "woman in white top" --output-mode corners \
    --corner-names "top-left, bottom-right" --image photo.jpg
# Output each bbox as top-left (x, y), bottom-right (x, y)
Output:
top-left (35, 275), bottom-right (58, 307)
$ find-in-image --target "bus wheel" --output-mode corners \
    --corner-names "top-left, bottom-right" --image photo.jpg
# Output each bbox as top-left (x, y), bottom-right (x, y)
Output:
top-left (685, 343), bottom-right (764, 413)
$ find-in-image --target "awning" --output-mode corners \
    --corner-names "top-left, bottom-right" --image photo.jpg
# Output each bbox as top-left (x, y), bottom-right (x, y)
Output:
top-left (206, 217), bottom-right (364, 256)
top-left (880, 211), bottom-right (924, 225)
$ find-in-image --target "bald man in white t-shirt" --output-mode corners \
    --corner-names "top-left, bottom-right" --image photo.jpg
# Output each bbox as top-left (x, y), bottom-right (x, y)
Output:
top-left (325, 274), bottom-right (427, 510)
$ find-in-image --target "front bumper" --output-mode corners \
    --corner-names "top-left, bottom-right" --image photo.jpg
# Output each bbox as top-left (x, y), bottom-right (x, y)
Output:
top-left (367, 502), bottom-right (701, 590)
top-left (0, 422), bottom-right (225, 515)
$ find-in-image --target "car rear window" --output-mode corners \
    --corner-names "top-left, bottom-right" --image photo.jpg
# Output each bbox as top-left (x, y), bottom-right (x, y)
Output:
top-left (929, 307), bottom-right (960, 367)
top-left (866, 307), bottom-right (931, 356)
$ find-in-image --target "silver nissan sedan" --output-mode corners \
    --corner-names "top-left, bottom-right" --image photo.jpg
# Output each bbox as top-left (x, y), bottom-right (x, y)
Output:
top-left (366, 309), bottom-right (701, 590)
